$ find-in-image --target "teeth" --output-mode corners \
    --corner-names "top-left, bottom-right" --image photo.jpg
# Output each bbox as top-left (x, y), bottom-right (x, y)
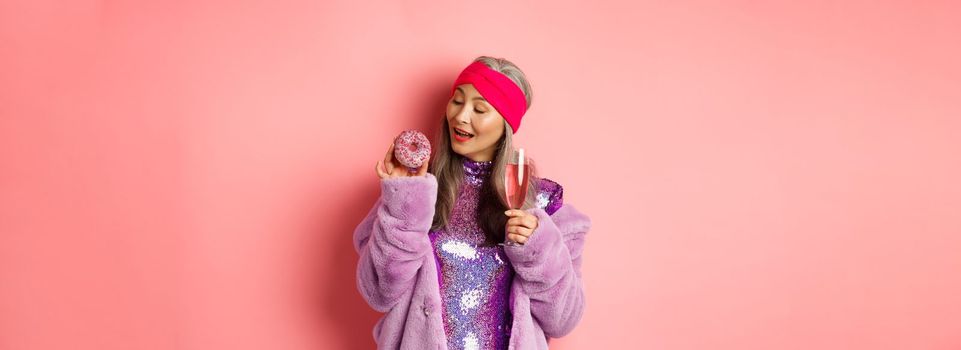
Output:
top-left (455, 130), bottom-right (473, 137)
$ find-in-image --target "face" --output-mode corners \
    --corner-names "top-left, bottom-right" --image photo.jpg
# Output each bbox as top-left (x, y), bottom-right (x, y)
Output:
top-left (447, 84), bottom-right (506, 162)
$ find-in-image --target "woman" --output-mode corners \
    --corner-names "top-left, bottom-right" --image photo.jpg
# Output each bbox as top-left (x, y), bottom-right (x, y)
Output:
top-left (354, 56), bottom-right (592, 349)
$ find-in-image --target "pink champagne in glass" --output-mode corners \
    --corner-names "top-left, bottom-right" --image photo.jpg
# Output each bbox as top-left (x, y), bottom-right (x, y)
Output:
top-left (501, 148), bottom-right (529, 246)
top-left (505, 148), bottom-right (530, 209)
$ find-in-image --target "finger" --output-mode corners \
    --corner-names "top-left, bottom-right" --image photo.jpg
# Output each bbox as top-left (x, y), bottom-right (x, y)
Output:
top-left (506, 224), bottom-right (532, 237)
top-left (515, 226), bottom-right (533, 237)
top-left (504, 209), bottom-right (521, 217)
top-left (508, 233), bottom-right (528, 244)
top-left (523, 215), bottom-right (538, 229)
top-left (507, 216), bottom-right (528, 229)
top-left (383, 143), bottom-right (395, 174)
top-left (384, 142), bottom-right (393, 162)
top-left (375, 160), bottom-right (386, 178)
top-left (507, 216), bottom-right (535, 229)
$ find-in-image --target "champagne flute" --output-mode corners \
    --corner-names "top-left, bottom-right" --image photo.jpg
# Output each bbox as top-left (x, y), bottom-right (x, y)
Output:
top-left (500, 147), bottom-right (530, 246)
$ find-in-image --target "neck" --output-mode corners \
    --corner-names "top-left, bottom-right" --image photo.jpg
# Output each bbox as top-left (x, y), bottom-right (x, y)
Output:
top-left (461, 155), bottom-right (493, 186)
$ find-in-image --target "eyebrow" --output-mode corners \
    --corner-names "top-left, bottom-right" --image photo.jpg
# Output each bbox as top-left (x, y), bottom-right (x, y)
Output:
top-left (456, 87), bottom-right (487, 102)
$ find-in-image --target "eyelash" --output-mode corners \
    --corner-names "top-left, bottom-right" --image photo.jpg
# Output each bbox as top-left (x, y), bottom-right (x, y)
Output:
top-left (452, 100), bottom-right (485, 114)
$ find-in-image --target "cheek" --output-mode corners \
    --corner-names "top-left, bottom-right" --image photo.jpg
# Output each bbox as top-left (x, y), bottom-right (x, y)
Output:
top-left (445, 103), bottom-right (455, 118)
top-left (479, 118), bottom-right (504, 137)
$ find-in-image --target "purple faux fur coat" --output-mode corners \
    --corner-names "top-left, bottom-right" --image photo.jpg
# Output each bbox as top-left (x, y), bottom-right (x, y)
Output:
top-left (353, 173), bottom-right (592, 349)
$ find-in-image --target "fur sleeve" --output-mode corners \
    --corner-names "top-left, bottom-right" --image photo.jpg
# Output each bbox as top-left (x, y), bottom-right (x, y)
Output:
top-left (504, 201), bottom-right (591, 337)
top-left (354, 174), bottom-right (437, 312)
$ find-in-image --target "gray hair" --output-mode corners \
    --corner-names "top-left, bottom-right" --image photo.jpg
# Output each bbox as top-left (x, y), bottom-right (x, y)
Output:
top-left (428, 56), bottom-right (540, 245)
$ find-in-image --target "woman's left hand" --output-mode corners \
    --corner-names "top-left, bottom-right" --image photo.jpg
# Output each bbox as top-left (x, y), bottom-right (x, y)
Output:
top-left (505, 209), bottom-right (539, 244)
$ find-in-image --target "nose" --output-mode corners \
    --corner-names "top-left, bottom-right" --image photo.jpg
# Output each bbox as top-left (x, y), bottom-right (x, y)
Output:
top-left (454, 105), bottom-right (471, 125)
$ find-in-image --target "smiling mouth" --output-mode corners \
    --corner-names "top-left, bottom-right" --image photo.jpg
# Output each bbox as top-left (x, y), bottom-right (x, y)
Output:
top-left (453, 128), bottom-right (475, 138)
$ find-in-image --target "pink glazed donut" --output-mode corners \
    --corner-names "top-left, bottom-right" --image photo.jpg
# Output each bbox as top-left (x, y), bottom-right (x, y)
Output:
top-left (393, 130), bottom-right (431, 169)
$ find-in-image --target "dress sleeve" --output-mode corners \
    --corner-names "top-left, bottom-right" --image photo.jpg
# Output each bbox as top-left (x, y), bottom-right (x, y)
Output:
top-left (535, 177), bottom-right (564, 216)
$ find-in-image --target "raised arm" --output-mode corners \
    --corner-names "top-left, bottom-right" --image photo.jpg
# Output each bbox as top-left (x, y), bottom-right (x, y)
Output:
top-left (353, 173), bottom-right (437, 312)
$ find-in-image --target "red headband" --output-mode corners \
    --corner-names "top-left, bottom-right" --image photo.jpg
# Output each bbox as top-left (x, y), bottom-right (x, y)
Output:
top-left (450, 61), bottom-right (527, 134)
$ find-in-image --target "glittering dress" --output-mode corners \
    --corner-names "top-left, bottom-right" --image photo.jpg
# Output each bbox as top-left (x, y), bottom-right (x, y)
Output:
top-left (428, 156), bottom-right (564, 350)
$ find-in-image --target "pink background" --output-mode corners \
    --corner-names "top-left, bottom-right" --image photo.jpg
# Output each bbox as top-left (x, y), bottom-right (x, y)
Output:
top-left (2, 0), bottom-right (960, 349)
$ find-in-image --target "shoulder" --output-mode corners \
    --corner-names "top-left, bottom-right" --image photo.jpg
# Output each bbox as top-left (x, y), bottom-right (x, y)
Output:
top-left (534, 177), bottom-right (564, 216)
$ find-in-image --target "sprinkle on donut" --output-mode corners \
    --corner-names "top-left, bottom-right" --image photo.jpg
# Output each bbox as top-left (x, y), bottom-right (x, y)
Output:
top-left (393, 130), bottom-right (432, 168)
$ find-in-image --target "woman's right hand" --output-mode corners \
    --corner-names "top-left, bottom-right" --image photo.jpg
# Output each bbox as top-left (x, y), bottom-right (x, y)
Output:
top-left (376, 142), bottom-right (429, 179)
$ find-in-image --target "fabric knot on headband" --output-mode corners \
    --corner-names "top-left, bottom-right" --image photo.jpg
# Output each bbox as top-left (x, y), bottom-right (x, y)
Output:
top-left (450, 61), bottom-right (528, 134)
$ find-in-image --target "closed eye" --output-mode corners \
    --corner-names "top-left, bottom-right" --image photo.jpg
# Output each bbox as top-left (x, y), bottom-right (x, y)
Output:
top-left (452, 100), bottom-right (485, 114)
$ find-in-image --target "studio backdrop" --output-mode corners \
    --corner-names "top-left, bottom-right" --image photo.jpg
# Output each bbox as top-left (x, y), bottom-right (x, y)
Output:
top-left (1, 0), bottom-right (960, 349)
